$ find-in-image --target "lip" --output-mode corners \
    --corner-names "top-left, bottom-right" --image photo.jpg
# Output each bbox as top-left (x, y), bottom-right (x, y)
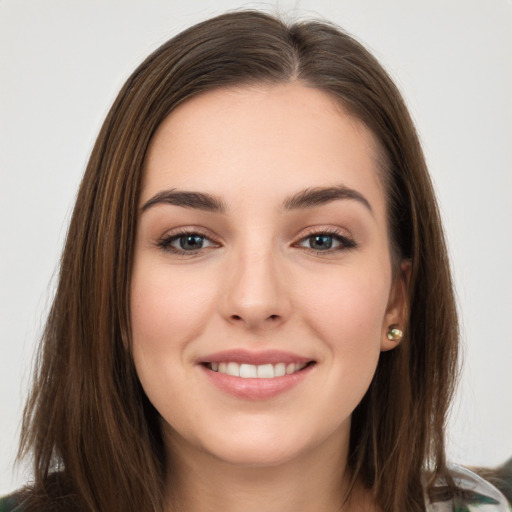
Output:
top-left (197, 349), bottom-right (312, 366)
top-left (198, 349), bottom-right (316, 400)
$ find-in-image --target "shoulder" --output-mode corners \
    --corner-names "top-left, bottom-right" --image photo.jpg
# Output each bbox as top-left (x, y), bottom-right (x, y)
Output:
top-left (426, 463), bottom-right (512, 511)
top-left (0, 475), bottom-right (81, 512)
top-left (0, 491), bottom-right (25, 512)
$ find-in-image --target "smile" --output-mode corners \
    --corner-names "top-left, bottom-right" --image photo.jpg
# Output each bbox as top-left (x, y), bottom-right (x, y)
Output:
top-left (199, 351), bottom-right (316, 400)
top-left (205, 361), bottom-right (309, 378)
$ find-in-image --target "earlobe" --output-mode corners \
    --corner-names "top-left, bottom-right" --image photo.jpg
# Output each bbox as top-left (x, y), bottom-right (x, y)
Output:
top-left (381, 260), bottom-right (411, 351)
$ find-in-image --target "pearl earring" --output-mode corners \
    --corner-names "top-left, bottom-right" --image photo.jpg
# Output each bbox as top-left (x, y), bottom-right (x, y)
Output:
top-left (387, 326), bottom-right (403, 341)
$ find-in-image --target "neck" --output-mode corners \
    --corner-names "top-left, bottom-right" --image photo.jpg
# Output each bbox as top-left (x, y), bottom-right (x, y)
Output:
top-left (163, 426), bottom-right (375, 512)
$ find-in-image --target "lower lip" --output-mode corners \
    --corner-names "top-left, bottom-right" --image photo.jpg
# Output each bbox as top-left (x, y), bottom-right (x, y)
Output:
top-left (200, 364), bottom-right (315, 400)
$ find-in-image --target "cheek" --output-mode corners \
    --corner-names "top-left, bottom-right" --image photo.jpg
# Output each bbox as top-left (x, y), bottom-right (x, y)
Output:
top-left (295, 267), bottom-right (390, 383)
top-left (129, 260), bottom-right (228, 442)
top-left (299, 269), bottom-right (390, 338)
top-left (130, 262), bottom-right (214, 350)
top-left (129, 261), bottom-right (217, 407)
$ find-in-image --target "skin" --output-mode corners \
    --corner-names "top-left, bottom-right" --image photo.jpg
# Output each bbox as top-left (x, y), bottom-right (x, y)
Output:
top-left (130, 83), bottom-right (408, 512)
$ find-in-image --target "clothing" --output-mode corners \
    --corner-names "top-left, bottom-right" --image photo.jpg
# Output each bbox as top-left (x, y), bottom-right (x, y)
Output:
top-left (426, 464), bottom-right (511, 511)
top-left (0, 494), bottom-right (19, 512)
top-left (1, 465), bottom-right (510, 511)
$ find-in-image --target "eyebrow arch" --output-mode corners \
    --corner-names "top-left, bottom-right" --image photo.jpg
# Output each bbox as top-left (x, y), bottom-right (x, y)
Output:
top-left (141, 189), bottom-right (226, 213)
top-left (282, 185), bottom-right (373, 214)
top-left (140, 184), bottom-right (372, 215)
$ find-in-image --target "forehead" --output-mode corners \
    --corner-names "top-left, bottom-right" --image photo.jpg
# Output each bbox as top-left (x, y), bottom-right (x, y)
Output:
top-left (142, 83), bottom-right (386, 219)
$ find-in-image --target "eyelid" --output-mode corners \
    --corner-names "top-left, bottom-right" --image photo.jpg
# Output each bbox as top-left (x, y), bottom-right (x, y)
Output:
top-left (293, 226), bottom-right (357, 254)
top-left (156, 227), bottom-right (221, 256)
top-left (155, 225), bottom-right (357, 257)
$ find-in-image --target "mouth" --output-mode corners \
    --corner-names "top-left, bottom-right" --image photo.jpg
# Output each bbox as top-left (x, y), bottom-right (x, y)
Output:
top-left (199, 351), bottom-right (316, 400)
top-left (203, 361), bottom-right (315, 379)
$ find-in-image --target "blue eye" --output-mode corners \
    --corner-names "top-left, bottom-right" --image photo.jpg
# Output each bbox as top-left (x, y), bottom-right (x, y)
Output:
top-left (177, 234), bottom-right (206, 250)
top-left (157, 232), bottom-right (217, 254)
top-left (298, 231), bottom-right (356, 253)
top-left (306, 234), bottom-right (335, 250)
top-left (157, 229), bottom-right (356, 256)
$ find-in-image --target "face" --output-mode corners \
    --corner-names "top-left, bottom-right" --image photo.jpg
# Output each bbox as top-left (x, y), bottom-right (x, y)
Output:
top-left (131, 83), bottom-right (406, 469)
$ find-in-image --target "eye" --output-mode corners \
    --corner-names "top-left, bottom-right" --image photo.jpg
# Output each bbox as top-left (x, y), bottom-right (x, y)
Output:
top-left (157, 230), bottom-right (219, 255)
top-left (297, 229), bottom-right (356, 254)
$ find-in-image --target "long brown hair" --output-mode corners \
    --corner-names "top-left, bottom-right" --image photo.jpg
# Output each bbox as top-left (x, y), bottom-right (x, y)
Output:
top-left (18, 10), bottom-right (459, 512)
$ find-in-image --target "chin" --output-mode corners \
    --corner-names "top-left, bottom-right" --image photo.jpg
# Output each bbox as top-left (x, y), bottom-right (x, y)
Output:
top-left (176, 412), bottom-right (348, 470)
top-left (164, 413), bottom-right (318, 469)
top-left (207, 434), bottom-right (309, 468)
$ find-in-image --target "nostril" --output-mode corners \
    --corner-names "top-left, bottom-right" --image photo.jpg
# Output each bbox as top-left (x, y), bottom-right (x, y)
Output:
top-left (228, 313), bottom-right (281, 325)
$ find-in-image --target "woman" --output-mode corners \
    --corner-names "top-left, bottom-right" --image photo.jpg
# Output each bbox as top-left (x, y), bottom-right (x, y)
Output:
top-left (1, 10), bottom-right (510, 512)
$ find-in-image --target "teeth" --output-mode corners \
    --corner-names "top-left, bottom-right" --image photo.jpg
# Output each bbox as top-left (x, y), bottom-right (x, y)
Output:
top-left (208, 361), bottom-right (308, 378)
top-left (240, 363), bottom-right (257, 378)
top-left (274, 363), bottom-right (286, 377)
top-left (257, 363), bottom-right (274, 378)
top-left (226, 362), bottom-right (240, 377)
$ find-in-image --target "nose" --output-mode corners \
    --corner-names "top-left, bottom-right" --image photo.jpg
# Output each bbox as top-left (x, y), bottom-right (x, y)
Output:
top-left (218, 244), bottom-right (291, 332)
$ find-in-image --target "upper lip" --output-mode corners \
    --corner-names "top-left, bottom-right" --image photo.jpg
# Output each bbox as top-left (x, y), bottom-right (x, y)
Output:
top-left (197, 349), bottom-right (314, 366)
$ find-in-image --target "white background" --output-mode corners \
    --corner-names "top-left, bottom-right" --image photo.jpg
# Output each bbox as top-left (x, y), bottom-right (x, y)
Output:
top-left (1, 0), bottom-right (511, 494)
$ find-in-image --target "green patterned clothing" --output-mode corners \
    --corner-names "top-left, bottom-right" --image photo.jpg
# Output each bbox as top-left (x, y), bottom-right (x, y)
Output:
top-left (426, 464), bottom-right (511, 511)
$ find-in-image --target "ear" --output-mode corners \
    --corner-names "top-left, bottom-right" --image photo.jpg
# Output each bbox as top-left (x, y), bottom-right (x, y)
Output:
top-left (381, 260), bottom-right (411, 351)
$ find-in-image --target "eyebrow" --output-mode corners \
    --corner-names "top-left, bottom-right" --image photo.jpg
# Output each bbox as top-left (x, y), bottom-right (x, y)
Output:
top-left (140, 185), bottom-right (372, 215)
top-left (141, 189), bottom-right (227, 213)
top-left (282, 185), bottom-right (373, 214)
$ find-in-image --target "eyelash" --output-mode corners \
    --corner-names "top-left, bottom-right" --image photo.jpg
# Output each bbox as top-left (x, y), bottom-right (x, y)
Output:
top-left (156, 227), bottom-right (357, 257)
top-left (297, 227), bottom-right (357, 255)
top-left (156, 228), bottom-right (221, 255)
